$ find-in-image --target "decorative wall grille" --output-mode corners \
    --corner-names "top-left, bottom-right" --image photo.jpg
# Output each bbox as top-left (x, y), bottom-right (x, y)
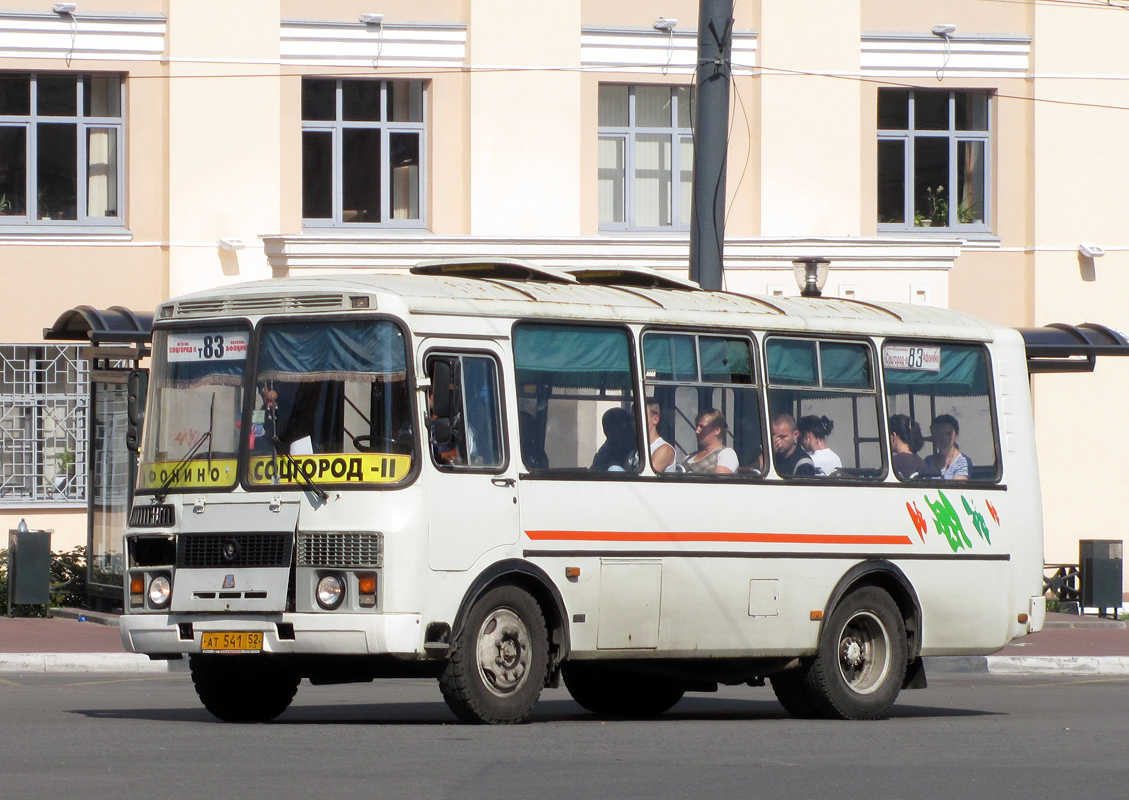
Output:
top-left (0, 345), bottom-right (88, 505)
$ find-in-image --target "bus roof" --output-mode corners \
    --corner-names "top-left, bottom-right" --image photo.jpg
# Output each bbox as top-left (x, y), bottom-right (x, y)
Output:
top-left (161, 262), bottom-right (1000, 342)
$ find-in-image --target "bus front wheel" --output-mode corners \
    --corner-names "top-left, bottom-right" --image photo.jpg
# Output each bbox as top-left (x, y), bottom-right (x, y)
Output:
top-left (439, 585), bottom-right (549, 724)
top-left (189, 655), bottom-right (300, 722)
top-left (805, 586), bottom-right (908, 720)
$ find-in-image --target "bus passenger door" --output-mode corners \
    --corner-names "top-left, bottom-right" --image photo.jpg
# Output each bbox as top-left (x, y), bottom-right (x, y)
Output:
top-left (424, 345), bottom-right (519, 571)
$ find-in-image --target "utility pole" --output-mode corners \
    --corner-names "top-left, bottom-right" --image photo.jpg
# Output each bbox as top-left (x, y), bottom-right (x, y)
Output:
top-left (688, 0), bottom-right (734, 291)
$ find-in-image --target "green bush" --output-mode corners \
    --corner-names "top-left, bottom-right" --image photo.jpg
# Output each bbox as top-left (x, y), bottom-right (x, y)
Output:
top-left (0, 545), bottom-right (87, 616)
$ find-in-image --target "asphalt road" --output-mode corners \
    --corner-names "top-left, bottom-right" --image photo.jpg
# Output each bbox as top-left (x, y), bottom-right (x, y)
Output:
top-left (1, 672), bottom-right (1127, 800)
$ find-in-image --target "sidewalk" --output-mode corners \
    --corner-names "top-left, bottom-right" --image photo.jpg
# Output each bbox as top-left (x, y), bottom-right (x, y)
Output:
top-left (0, 610), bottom-right (1126, 675)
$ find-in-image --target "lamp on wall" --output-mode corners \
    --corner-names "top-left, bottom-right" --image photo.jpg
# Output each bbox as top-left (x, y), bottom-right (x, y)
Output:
top-left (360, 13), bottom-right (384, 25)
top-left (1079, 243), bottom-right (1105, 258)
top-left (653, 17), bottom-right (678, 31)
top-left (52, 3), bottom-right (76, 13)
top-left (793, 258), bottom-right (831, 298)
top-left (218, 238), bottom-right (245, 251)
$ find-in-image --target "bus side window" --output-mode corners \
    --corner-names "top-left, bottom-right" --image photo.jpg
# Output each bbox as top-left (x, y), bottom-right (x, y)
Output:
top-left (642, 332), bottom-right (763, 477)
top-left (426, 354), bottom-right (505, 470)
top-left (766, 337), bottom-right (883, 480)
top-left (883, 342), bottom-right (1000, 482)
top-left (513, 323), bottom-right (639, 472)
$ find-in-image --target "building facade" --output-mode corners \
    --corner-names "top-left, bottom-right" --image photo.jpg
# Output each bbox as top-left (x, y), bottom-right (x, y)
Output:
top-left (0, 0), bottom-right (1125, 596)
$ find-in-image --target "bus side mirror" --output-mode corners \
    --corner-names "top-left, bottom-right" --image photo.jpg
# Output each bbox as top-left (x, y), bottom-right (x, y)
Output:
top-left (429, 360), bottom-right (454, 446)
top-left (126, 369), bottom-right (149, 454)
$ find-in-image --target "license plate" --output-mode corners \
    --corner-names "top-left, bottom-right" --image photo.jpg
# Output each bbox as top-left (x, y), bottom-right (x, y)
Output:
top-left (201, 631), bottom-right (263, 654)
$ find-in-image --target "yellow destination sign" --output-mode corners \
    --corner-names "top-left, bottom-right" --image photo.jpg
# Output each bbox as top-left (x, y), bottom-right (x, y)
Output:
top-left (139, 459), bottom-right (239, 489)
top-left (247, 453), bottom-right (412, 486)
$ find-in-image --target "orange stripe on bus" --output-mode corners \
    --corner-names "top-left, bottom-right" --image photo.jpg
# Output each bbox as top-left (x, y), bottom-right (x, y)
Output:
top-left (524, 530), bottom-right (915, 546)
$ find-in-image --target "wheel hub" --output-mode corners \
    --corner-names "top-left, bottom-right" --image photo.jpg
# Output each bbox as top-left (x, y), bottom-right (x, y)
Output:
top-left (477, 608), bottom-right (531, 697)
top-left (840, 637), bottom-right (865, 669)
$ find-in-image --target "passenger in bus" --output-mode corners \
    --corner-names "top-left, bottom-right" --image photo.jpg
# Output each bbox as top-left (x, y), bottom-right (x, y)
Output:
top-left (798, 415), bottom-right (842, 476)
top-left (645, 400), bottom-right (676, 473)
top-left (926, 414), bottom-right (970, 480)
top-left (771, 413), bottom-right (816, 477)
top-left (889, 414), bottom-right (935, 480)
top-left (591, 407), bottom-right (639, 471)
top-left (682, 408), bottom-right (738, 474)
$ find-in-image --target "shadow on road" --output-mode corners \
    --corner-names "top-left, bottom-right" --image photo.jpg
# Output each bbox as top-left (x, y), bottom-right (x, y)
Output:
top-left (69, 694), bottom-right (998, 725)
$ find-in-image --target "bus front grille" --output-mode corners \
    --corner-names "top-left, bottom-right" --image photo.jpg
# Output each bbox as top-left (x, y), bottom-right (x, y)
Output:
top-left (130, 504), bottom-right (175, 528)
top-left (177, 533), bottom-right (293, 568)
top-left (297, 532), bottom-right (383, 568)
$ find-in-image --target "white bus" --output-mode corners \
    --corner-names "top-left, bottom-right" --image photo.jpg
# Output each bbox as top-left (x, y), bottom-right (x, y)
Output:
top-left (120, 259), bottom-right (1046, 724)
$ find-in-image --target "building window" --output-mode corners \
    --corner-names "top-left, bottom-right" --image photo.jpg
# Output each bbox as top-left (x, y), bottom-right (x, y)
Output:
top-left (598, 84), bottom-right (693, 230)
top-left (301, 79), bottom-right (425, 227)
top-left (877, 89), bottom-right (990, 232)
top-left (0, 345), bottom-right (88, 505)
top-left (0, 73), bottom-right (124, 226)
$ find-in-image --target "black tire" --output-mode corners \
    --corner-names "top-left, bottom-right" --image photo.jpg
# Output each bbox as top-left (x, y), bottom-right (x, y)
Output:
top-left (562, 662), bottom-right (685, 717)
top-left (770, 668), bottom-right (819, 719)
top-left (189, 655), bottom-right (300, 722)
top-left (804, 586), bottom-right (908, 720)
top-left (439, 585), bottom-right (549, 724)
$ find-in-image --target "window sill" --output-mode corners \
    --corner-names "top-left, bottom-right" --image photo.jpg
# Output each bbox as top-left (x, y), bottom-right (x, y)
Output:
top-left (598, 229), bottom-right (691, 237)
top-left (877, 229), bottom-right (999, 244)
top-left (0, 227), bottom-right (133, 243)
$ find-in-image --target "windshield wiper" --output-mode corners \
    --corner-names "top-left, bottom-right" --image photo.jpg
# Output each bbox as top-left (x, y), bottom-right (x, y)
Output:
top-left (271, 436), bottom-right (329, 504)
top-left (155, 393), bottom-right (216, 503)
top-left (154, 430), bottom-right (212, 503)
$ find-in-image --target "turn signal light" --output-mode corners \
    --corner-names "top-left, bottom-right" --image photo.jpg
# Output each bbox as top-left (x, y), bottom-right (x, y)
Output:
top-left (358, 573), bottom-right (377, 608)
top-left (129, 575), bottom-right (144, 608)
top-left (1017, 613), bottom-right (1029, 624)
top-left (810, 610), bottom-right (823, 621)
top-left (565, 567), bottom-right (581, 580)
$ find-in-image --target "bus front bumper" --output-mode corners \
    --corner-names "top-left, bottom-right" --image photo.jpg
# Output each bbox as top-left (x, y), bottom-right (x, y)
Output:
top-left (120, 613), bottom-right (423, 657)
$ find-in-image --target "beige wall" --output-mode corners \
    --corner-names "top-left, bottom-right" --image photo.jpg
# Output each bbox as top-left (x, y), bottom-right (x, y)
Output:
top-left (757, 1), bottom-right (861, 237)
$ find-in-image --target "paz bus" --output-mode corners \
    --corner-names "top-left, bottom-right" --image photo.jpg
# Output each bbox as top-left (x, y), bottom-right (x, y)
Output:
top-left (120, 258), bottom-right (1047, 724)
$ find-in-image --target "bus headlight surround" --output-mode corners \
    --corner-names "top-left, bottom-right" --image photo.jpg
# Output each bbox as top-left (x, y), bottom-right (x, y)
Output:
top-left (316, 574), bottom-right (345, 609)
top-left (148, 574), bottom-right (172, 608)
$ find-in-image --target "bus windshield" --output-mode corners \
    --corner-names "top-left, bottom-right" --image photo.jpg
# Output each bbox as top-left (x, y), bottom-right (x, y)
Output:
top-left (245, 319), bottom-right (415, 489)
top-left (139, 327), bottom-right (250, 493)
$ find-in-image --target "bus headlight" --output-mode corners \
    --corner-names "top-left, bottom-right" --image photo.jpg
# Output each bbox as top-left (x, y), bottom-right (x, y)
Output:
top-left (316, 574), bottom-right (345, 609)
top-left (148, 574), bottom-right (172, 608)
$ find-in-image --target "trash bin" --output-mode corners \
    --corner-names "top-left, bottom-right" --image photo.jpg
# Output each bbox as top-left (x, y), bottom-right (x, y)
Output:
top-left (7, 521), bottom-right (52, 615)
top-left (1080, 539), bottom-right (1123, 618)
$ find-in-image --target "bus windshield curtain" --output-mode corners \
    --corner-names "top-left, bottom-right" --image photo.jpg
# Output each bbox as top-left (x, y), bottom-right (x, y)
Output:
top-left (884, 346), bottom-right (988, 396)
top-left (257, 321), bottom-right (407, 382)
top-left (514, 324), bottom-right (632, 389)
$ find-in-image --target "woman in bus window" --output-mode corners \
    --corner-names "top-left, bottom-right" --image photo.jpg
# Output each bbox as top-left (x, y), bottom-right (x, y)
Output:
top-left (889, 414), bottom-right (934, 480)
top-left (798, 415), bottom-right (842, 476)
top-left (646, 400), bottom-right (676, 473)
top-left (683, 409), bottom-right (738, 475)
top-left (926, 413), bottom-right (970, 480)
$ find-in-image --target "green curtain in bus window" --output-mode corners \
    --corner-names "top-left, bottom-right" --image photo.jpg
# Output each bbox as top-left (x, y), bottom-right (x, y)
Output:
top-left (883, 345), bottom-right (989, 396)
top-left (820, 342), bottom-right (872, 389)
top-left (514, 324), bottom-right (632, 389)
top-left (643, 333), bottom-right (697, 381)
top-left (700, 337), bottom-right (753, 384)
top-left (258, 321), bottom-right (407, 381)
top-left (767, 339), bottom-right (817, 386)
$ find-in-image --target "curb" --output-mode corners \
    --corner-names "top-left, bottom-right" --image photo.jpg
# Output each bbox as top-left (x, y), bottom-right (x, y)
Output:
top-left (926, 655), bottom-right (1129, 676)
top-left (48, 608), bottom-right (121, 627)
top-left (0, 653), bottom-right (187, 674)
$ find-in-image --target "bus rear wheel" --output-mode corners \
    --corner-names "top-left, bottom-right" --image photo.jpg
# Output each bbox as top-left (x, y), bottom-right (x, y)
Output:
top-left (189, 655), bottom-right (300, 722)
top-left (439, 585), bottom-right (549, 724)
top-left (805, 586), bottom-right (908, 720)
top-left (562, 662), bottom-right (685, 717)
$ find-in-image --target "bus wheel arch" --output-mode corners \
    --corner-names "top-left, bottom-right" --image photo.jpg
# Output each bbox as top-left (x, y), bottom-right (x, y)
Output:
top-left (822, 559), bottom-right (922, 665)
top-left (451, 559), bottom-right (571, 674)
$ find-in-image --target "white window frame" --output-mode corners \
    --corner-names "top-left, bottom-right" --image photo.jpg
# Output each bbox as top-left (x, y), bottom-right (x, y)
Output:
top-left (598, 84), bottom-right (693, 232)
top-left (0, 72), bottom-right (125, 229)
top-left (877, 89), bottom-right (991, 235)
top-left (301, 78), bottom-right (426, 230)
